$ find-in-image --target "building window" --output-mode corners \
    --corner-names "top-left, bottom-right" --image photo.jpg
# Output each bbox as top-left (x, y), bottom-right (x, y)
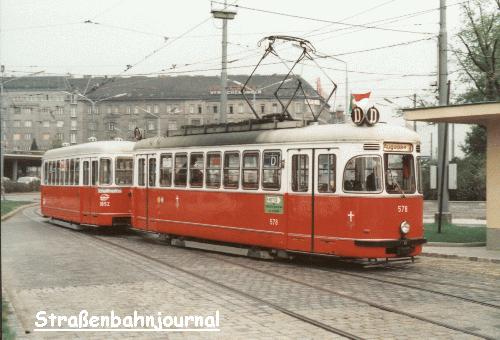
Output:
top-left (24, 133), bottom-right (32, 140)
top-left (154, 105), bottom-right (159, 114)
top-left (13, 120), bottom-right (21, 127)
top-left (23, 107), bottom-right (33, 114)
top-left (147, 121), bottom-right (155, 131)
top-left (42, 133), bottom-right (50, 141)
top-left (70, 133), bottom-right (77, 144)
top-left (197, 105), bottom-right (202, 114)
top-left (113, 107), bottom-right (119, 114)
top-left (108, 122), bottom-right (116, 131)
top-left (42, 121), bottom-right (50, 128)
top-left (238, 103), bottom-right (244, 114)
top-left (70, 107), bottom-right (77, 117)
top-left (168, 122), bottom-right (177, 131)
top-left (190, 119), bottom-right (201, 126)
top-left (213, 105), bottom-right (218, 114)
top-left (146, 105), bottom-right (152, 113)
top-left (14, 107), bottom-right (21, 114)
top-left (228, 104), bottom-right (234, 114)
top-left (88, 122), bottom-right (96, 130)
top-left (189, 105), bottom-right (194, 114)
top-left (127, 106), bottom-right (131, 114)
top-left (56, 121), bottom-right (64, 127)
top-left (56, 133), bottom-right (64, 140)
top-left (24, 120), bottom-right (32, 127)
top-left (295, 102), bottom-right (302, 114)
top-left (134, 107), bottom-right (139, 114)
top-left (166, 105), bottom-right (172, 114)
top-left (55, 107), bottom-right (63, 115)
top-left (71, 120), bottom-right (77, 130)
top-left (107, 106), bottom-right (112, 114)
top-left (272, 103), bottom-right (278, 113)
top-left (260, 104), bottom-right (265, 114)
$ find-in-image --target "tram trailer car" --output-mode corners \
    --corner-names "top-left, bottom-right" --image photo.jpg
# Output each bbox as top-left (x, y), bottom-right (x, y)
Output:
top-left (41, 141), bottom-right (135, 227)
top-left (131, 123), bottom-right (426, 259)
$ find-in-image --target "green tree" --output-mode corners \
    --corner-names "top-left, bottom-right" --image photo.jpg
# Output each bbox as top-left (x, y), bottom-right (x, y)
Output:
top-left (453, 0), bottom-right (500, 102)
top-left (30, 138), bottom-right (39, 151)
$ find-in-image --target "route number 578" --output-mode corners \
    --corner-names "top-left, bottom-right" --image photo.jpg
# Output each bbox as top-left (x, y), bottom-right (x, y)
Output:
top-left (398, 205), bottom-right (408, 213)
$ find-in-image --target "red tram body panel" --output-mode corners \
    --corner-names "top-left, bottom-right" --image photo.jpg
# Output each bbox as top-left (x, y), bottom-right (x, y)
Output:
top-left (131, 123), bottom-right (426, 259)
top-left (41, 141), bottom-right (135, 227)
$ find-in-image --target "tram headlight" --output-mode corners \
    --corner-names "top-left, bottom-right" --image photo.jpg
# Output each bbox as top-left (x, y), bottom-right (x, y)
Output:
top-left (400, 221), bottom-right (411, 235)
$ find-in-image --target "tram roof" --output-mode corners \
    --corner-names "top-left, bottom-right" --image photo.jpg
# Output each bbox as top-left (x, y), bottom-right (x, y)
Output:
top-left (43, 141), bottom-right (135, 159)
top-left (135, 123), bottom-right (420, 150)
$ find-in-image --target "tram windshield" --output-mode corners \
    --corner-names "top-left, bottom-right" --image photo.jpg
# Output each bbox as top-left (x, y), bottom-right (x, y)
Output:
top-left (384, 154), bottom-right (416, 194)
top-left (343, 156), bottom-right (382, 192)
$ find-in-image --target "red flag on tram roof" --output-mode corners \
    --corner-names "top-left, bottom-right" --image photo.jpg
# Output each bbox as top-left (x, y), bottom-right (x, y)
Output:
top-left (352, 92), bottom-right (371, 102)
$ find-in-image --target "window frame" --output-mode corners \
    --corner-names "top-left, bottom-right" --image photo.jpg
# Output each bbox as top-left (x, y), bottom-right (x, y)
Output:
top-left (115, 157), bottom-right (134, 186)
top-left (205, 152), bottom-right (222, 189)
top-left (291, 154), bottom-right (309, 193)
top-left (174, 153), bottom-right (188, 187)
top-left (189, 152), bottom-right (204, 188)
top-left (99, 158), bottom-right (113, 186)
top-left (148, 157), bottom-right (157, 187)
top-left (384, 153), bottom-right (416, 194)
top-left (317, 154), bottom-right (337, 194)
top-left (242, 150), bottom-right (260, 190)
top-left (223, 151), bottom-right (240, 189)
top-left (159, 153), bottom-right (173, 187)
top-left (342, 155), bottom-right (383, 194)
top-left (261, 150), bottom-right (282, 191)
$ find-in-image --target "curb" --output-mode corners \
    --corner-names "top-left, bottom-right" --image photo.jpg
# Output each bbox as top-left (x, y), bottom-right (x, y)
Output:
top-left (421, 252), bottom-right (500, 264)
top-left (426, 242), bottom-right (486, 247)
top-left (1, 202), bottom-right (38, 221)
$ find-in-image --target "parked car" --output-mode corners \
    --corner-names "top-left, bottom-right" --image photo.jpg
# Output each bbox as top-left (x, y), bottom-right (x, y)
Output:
top-left (16, 176), bottom-right (40, 184)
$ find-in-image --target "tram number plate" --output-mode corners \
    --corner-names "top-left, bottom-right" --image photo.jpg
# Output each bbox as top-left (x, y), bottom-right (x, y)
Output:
top-left (398, 205), bottom-right (408, 213)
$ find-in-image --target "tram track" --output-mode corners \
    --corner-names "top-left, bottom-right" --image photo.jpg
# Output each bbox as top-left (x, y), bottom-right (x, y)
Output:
top-left (25, 207), bottom-right (497, 339)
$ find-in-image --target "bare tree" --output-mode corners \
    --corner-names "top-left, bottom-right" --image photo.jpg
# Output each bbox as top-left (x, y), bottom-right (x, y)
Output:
top-left (454, 0), bottom-right (499, 101)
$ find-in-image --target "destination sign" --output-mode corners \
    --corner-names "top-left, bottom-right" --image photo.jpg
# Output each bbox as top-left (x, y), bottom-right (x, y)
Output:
top-left (383, 143), bottom-right (413, 152)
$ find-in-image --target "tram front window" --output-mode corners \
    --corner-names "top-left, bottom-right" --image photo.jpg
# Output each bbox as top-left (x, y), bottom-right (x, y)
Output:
top-left (384, 154), bottom-right (416, 194)
top-left (343, 156), bottom-right (382, 192)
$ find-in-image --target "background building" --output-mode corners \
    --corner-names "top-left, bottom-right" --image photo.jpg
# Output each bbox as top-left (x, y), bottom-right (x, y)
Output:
top-left (1, 75), bottom-right (332, 152)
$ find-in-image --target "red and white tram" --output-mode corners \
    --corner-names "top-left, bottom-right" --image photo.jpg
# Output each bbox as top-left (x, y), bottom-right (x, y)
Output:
top-left (41, 141), bottom-right (135, 227)
top-left (131, 122), bottom-right (426, 259)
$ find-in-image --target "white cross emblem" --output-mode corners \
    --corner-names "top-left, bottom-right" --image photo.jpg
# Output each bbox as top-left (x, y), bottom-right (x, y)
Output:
top-left (348, 211), bottom-right (354, 222)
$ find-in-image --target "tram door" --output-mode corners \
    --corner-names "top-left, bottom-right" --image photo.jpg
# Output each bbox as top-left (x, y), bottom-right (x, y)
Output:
top-left (287, 149), bottom-right (338, 252)
top-left (81, 157), bottom-right (98, 225)
top-left (135, 154), bottom-right (156, 230)
top-left (286, 149), bottom-right (313, 252)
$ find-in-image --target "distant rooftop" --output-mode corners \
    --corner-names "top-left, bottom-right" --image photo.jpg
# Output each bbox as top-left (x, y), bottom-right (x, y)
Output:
top-left (3, 74), bottom-right (320, 101)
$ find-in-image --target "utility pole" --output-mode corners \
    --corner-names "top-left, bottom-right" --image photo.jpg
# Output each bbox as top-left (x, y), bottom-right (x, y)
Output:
top-left (436, 0), bottom-right (451, 226)
top-left (212, 1), bottom-right (236, 124)
top-left (412, 93), bottom-right (417, 131)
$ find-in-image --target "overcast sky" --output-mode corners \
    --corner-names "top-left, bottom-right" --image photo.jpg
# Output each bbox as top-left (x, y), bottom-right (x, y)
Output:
top-left (0, 0), bottom-right (471, 157)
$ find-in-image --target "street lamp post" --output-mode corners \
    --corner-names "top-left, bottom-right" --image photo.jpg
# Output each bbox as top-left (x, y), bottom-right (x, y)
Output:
top-left (136, 106), bottom-right (161, 138)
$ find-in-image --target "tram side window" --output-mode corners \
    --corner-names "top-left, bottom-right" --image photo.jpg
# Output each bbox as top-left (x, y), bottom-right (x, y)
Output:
top-left (65, 159), bottom-right (70, 185)
top-left (43, 162), bottom-right (48, 185)
top-left (159, 154), bottom-right (172, 187)
top-left (69, 159), bottom-right (75, 185)
top-left (189, 153), bottom-right (204, 188)
top-left (416, 156), bottom-right (423, 194)
top-left (115, 158), bottom-right (133, 185)
top-left (206, 152), bottom-right (221, 188)
top-left (262, 150), bottom-right (281, 190)
top-left (56, 160), bottom-right (60, 185)
top-left (343, 156), bottom-right (382, 192)
top-left (223, 152), bottom-right (240, 189)
top-left (149, 157), bottom-right (157, 187)
top-left (291, 154), bottom-right (309, 192)
top-left (242, 151), bottom-right (259, 190)
top-left (83, 161), bottom-right (90, 185)
top-left (138, 158), bottom-right (146, 186)
top-left (99, 158), bottom-right (112, 185)
top-left (318, 154), bottom-right (336, 193)
top-left (91, 160), bottom-right (98, 186)
top-left (174, 154), bottom-right (188, 187)
top-left (75, 159), bottom-right (80, 185)
top-left (384, 154), bottom-right (415, 194)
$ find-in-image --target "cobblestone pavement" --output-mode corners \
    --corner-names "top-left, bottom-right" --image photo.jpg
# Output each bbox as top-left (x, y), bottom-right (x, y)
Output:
top-left (2, 206), bottom-right (499, 340)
